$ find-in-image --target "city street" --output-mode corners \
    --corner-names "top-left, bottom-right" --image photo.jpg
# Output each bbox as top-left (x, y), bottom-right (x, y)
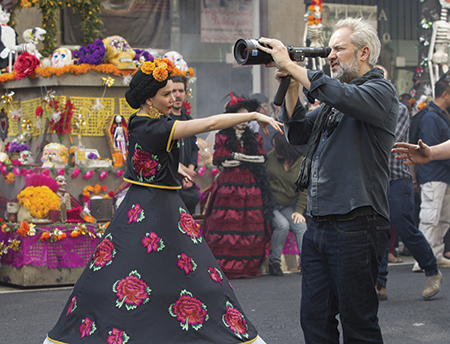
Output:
top-left (1, 259), bottom-right (449, 344)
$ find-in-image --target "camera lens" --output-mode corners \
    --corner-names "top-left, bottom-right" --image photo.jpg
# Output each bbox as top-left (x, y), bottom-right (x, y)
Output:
top-left (234, 39), bottom-right (251, 65)
top-left (233, 38), bottom-right (273, 65)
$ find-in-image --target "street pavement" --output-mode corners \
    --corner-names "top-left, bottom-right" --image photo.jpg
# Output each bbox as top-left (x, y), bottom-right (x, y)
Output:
top-left (1, 257), bottom-right (450, 344)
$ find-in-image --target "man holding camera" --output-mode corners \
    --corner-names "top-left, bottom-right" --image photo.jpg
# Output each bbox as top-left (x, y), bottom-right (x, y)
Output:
top-left (258, 18), bottom-right (398, 343)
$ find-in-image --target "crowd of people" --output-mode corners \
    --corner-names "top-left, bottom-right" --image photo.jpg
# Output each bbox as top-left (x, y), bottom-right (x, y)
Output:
top-left (42, 16), bottom-right (450, 344)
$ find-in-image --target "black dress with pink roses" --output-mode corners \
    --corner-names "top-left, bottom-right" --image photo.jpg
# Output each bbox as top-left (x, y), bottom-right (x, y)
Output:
top-left (46, 113), bottom-right (259, 343)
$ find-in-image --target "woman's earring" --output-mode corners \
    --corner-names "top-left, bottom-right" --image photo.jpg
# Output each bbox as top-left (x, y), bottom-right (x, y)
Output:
top-left (148, 105), bottom-right (160, 118)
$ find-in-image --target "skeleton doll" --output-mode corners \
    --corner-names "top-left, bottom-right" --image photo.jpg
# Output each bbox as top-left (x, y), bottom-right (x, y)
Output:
top-left (303, 0), bottom-right (325, 70)
top-left (428, 0), bottom-right (450, 97)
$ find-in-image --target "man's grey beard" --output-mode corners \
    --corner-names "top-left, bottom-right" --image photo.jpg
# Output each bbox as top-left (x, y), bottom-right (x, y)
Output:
top-left (331, 56), bottom-right (360, 83)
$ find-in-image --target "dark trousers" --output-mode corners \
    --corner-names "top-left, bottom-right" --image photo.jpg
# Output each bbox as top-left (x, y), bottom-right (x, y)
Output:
top-left (301, 215), bottom-right (389, 344)
top-left (378, 178), bottom-right (438, 287)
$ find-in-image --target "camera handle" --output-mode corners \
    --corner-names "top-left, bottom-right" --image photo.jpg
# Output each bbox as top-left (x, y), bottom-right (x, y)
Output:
top-left (273, 75), bottom-right (291, 106)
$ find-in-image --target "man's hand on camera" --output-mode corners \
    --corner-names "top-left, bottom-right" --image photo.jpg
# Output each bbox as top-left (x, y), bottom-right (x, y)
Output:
top-left (257, 37), bottom-right (292, 70)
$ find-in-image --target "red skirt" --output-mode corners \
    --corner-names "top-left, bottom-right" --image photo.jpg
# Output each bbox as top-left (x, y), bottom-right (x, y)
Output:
top-left (203, 166), bottom-right (270, 278)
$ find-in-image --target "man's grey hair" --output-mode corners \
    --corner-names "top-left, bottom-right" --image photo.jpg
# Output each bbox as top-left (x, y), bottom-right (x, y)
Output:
top-left (333, 17), bottom-right (380, 68)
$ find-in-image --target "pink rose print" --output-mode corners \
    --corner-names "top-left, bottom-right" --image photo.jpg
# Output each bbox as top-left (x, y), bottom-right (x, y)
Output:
top-left (177, 253), bottom-right (197, 275)
top-left (178, 208), bottom-right (202, 244)
top-left (113, 270), bottom-right (151, 311)
top-left (133, 144), bottom-right (160, 181)
top-left (142, 232), bottom-right (165, 253)
top-left (66, 295), bottom-right (77, 316)
top-left (169, 290), bottom-right (209, 331)
top-left (90, 233), bottom-right (116, 271)
top-left (107, 328), bottom-right (130, 344)
top-left (222, 301), bottom-right (249, 339)
top-left (208, 267), bottom-right (223, 285)
top-left (79, 317), bottom-right (96, 339)
top-left (127, 204), bottom-right (145, 224)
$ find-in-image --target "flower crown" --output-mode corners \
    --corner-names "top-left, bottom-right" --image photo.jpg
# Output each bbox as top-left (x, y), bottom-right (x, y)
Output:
top-left (141, 58), bottom-right (195, 83)
top-left (141, 58), bottom-right (176, 82)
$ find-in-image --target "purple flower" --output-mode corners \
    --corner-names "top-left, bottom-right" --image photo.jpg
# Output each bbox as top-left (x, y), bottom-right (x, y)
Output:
top-left (73, 39), bottom-right (106, 65)
top-left (87, 152), bottom-right (98, 160)
top-left (8, 141), bottom-right (29, 152)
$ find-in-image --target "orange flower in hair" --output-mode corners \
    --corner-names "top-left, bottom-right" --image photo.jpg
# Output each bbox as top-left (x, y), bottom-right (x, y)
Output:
top-left (153, 66), bottom-right (169, 82)
top-left (141, 61), bottom-right (155, 75)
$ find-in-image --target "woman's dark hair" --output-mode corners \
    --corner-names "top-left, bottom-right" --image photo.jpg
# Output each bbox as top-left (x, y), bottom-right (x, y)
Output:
top-left (125, 69), bottom-right (169, 109)
top-left (272, 132), bottom-right (303, 164)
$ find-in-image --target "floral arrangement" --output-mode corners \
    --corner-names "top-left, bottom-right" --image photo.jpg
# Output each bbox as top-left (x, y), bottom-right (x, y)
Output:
top-left (13, 52), bottom-right (40, 79)
top-left (0, 63), bottom-right (137, 84)
top-left (134, 49), bottom-right (154, 64)
top-left (17, 185), bottom-right (60, 219)
top-left (141, 58), bottom-right (176, 82)
top-left (36, 97), bottom-right (75, 143)
top-left (40, 228), bottom-right (66, 242)
top-left (70, 223), bottom-right (96, 238)
top-left (17, 221), bottom-right (36, 237)
top-left (82, 184), bottom-right (112, 202)
top-left (72, 39), bottom-right (106, 65)
top-left (7, 141), bottom-right (29, 153)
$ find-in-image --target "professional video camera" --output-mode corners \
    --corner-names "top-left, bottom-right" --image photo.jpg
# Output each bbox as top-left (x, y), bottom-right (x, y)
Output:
top-left (234, 38), bottom-right (331, 66)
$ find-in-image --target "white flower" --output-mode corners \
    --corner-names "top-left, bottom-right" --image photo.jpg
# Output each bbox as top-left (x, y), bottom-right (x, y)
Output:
top-left (9, 108), bottom-right (22, 120)
top-left (51, 111), bottom-right (61, 123)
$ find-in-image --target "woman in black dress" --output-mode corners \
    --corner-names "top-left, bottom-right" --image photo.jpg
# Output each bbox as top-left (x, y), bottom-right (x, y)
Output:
top-left (43, 58), bottom-right (282, 344)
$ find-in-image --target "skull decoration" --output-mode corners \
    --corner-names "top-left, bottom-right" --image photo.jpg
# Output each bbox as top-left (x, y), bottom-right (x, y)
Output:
top-left (163, 51), bottom-right (188, 72)
top-left (41, 143), bottom-right (69, 165)
top-left (18, 150), bottom-right (33, 164)
top-left (52, 48), bottom-right (73, 68)
top-left (103, 36), bottom-right (136, 70)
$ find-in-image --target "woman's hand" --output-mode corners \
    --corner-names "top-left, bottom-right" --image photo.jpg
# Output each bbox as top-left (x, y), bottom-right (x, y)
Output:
top-left (178, 163), bottom-right (195, 184)
top-left (255, 113), bottom-right (283, 136)
top-left (292, 212), bottom-right (305, 224)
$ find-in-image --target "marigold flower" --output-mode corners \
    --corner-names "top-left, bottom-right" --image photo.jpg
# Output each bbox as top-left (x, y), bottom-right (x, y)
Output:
top-left (141, 62), bottom-right (155, 75)
top-left (17, 221), bottom-right (30, 237)
top-left (84, 216), bottom-right (96, 223)
top-left (5, 172), bottom-right (15, 184)
top-left (153, 67), bottom-right (168, 82)
top-left (40, 232), bottom-right (51, 241)
top-left (70, 231), bottom-right (81, 238)
top-left (57, 233), bottom-right (66, 241)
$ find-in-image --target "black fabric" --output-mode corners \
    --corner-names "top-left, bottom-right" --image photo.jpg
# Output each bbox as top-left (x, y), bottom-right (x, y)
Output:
top-left (296, 67), bottom-right (385, 191)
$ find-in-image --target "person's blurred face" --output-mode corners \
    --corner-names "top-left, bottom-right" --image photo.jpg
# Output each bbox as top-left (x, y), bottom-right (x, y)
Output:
top-left (148, 80), bottom-right (174, 115)
top-left (234, 108), bottom-right (249, 130)
top-left (259, 102), bottom-right (269, 116)
top-left (171, 82), bottom-right (187, 111)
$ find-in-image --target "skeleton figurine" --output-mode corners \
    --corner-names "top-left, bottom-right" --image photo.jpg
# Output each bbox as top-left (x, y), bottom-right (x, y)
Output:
top-left (303, 0), bottom-right (325, 70)
top-left (428, 0), bottom-right (450, 97)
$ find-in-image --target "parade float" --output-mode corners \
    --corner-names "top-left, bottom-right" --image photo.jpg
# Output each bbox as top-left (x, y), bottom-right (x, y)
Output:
top-left (0, 0), bottom-right (197, 286)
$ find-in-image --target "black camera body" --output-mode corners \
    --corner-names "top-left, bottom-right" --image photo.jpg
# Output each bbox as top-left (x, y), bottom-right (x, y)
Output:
top-left (234, 38), bottom-right (331, 66)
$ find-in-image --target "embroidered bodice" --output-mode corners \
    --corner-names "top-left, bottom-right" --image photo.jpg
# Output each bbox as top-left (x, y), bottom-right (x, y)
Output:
top-left (123, 113), bottom-right (181, 189)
